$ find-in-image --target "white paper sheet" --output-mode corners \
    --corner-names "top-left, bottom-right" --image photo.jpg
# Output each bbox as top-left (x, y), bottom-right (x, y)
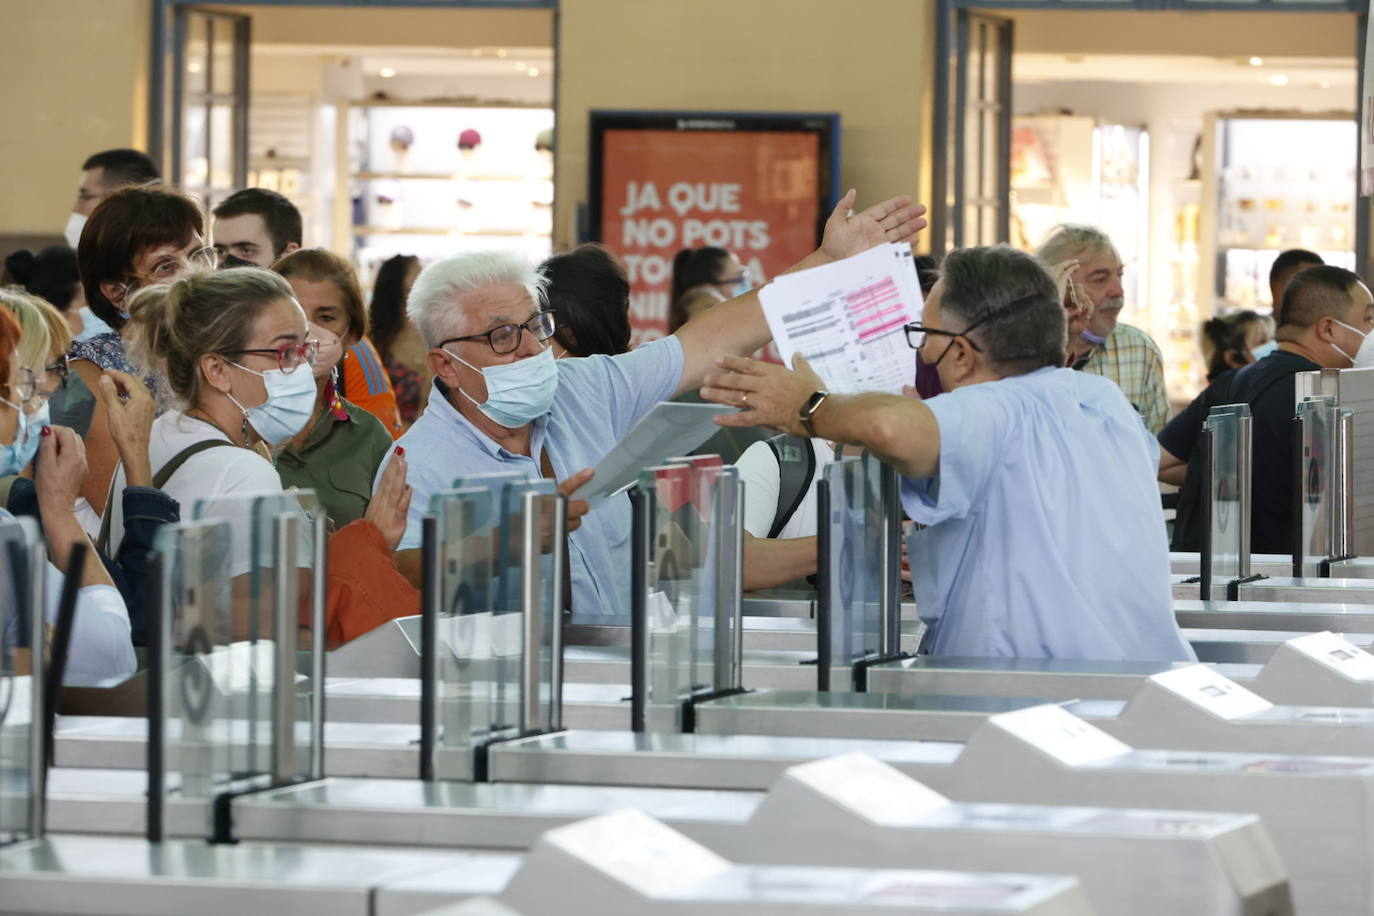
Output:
top-left (572, 401), bottom-right (734, 506)
top-left (760, 242), bottom-right (924, 396)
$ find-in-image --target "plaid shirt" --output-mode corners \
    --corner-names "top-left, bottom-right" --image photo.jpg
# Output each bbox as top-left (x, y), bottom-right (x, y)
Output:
top-left (1079, 322), bottom-right (1170, 434)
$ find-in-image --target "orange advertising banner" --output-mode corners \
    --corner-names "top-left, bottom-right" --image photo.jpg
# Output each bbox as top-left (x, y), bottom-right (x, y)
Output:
top-left (596, 123), bottom-right (830, 345)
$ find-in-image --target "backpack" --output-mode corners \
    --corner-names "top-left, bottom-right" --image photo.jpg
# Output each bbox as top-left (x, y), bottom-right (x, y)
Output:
top-left (764, 434), bottom-right (817, 539)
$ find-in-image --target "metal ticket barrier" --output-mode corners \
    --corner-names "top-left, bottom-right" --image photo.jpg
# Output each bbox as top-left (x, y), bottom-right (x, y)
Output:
top-left (868, 630), bottom-right (1374, 705)
top-left (0, 514), bottom-right (521, 916)
top-left (1176, 396), bottom-right (1374, 603)
top-left (167, 482), bottom-right (1183, 916)
top-left (452, 809), bottom-right (1098, 916)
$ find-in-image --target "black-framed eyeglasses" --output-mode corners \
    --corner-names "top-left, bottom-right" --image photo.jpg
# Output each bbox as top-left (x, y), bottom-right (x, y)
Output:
top-left (36, 355), bottom-right (70, 399)
top-left (904, 295), bottom-right (1053, 352)
top-left (904, 324), bottom-right (981, 352)
top-left (439, 310), bottom-right (557, 356)
top-left (224, 339), bottom-right (320, 374)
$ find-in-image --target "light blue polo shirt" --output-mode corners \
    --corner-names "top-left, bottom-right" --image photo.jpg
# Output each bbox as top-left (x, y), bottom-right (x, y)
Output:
top-left (902, 367), bottom-right (1196, 663)
top-left (376, 336), bottom-right (684, 618)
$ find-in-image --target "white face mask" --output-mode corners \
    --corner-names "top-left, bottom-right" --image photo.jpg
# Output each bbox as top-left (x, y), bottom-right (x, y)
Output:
top-left (64, 212), bottom-right (87, 250)
top-left (1331, 320), bottom-right (1374, 369)
top-left (1250, 340), bottom-right (1278, 362)
top-left (444, 346), bottom-right (558, 428)
top-left (226, 362), bottom-right (318, 445)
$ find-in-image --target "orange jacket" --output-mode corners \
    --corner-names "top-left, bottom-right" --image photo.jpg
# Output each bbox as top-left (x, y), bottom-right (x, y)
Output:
top-left (342, 337), bottom-right (404, 440)
top-left (325, 519), bottom-right (419, 647)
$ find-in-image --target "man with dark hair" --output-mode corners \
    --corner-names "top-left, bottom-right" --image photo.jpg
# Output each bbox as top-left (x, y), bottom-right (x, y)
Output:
top-left (1268, 249), bottom-right (1324, 323)
top-left (700, 245), bottom-right (1193, 663)
top-left (211, 188), bottom-right (303, 268)
top-left (1161, 265), bottom-right (1373, 554)
top-left (65, 149), bottom-right (161, 248)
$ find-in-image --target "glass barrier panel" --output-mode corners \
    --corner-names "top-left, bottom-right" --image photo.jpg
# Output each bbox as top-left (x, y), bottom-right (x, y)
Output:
top-left (712, 466), bottom-right (744, 691)
top-left (1202, 403), bottom-right (1251, 596)
top-left (0, 518), bottom-right (41, 844)
top-left (497, 479), bottom-right (559, 735)
top-left (431, 485), bottom-right (504, 780)
top-left (433, 475), bottom-right (560, 775)
top-left (1296, 397), bottom-right (1338, 576)
top-left (250, 491), bottom-right (326, 784)
top-left (820, 457), bottom-right (885, 674)
top-left (666, 455), bottom-right (726, 694)
top-left (155, 517), bottom-right (241, 834)
top-left (638, 463), bottom-right (694, 731)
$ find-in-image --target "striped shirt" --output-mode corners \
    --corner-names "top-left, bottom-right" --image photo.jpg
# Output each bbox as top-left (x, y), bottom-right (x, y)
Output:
top-left (343, 336), bottom-right (404, 439)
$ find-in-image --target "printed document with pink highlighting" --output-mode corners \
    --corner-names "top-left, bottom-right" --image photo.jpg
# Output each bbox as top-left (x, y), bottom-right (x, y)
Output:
top-left (760, 243), bottom-right (924, 396)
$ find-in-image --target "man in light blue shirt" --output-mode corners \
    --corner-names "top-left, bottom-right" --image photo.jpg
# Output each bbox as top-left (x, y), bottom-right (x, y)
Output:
top-left (375, 192), bottom-right (929, 617)
top-left (701, 245), bottom-right (1194, 662)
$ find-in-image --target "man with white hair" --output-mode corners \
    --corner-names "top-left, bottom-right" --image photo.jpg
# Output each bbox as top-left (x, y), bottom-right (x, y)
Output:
top-left (374, 191), bottom-right (927, 616)
top-left (1036, 225), bottom-right (1169, 434)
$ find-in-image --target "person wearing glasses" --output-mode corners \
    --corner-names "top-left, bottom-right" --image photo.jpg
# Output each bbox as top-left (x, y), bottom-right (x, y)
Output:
top-left (0, 305), bottom-right (137, 681)
top-left (104, 266), bottom-right (414, 646)
top-left (700, 245), bottom-right (1193, 663)
top-left (271, 249), bottom-right (396, 530)
top-left (377, 190), bottom-right (929, 614)
top-left (70, 185), bottom-right (211, 525)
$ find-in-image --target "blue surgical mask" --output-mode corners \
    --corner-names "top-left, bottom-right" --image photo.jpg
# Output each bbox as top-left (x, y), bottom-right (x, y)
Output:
top-left (1250, 340), bottom-right (1278, 362)
top-left (226, 363), bottom-right (318, 445)
top-left (0, 399), bottom-right (46, 476)
top-left (444, 346), bottom-right (559, 428)
top-left (1081, 328), bottom-right (1108, 346)
top-left (75, 306), bottom-right (115, 341)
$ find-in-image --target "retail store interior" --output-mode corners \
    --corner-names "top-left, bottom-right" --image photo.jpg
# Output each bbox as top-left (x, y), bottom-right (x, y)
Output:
top-left (1009, 9), bottom-right (1360, 403)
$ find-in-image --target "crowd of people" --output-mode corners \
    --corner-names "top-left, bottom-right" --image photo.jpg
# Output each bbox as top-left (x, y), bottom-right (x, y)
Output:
top-left (2, 144), bottom-right (1367, 678)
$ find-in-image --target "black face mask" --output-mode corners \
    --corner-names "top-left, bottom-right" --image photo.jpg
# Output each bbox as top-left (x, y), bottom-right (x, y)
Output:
top-left (219, 254), bottom-right (258, 270)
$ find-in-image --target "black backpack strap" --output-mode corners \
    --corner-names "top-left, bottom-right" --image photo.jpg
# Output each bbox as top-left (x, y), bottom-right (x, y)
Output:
top-left (767, 434), bottom-right (818, 539)
top-left (97, 440), bottom-right (233, 555)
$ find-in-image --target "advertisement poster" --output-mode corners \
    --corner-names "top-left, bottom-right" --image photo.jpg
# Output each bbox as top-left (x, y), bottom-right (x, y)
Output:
top-left (593, 114), bottom-right (836, 345)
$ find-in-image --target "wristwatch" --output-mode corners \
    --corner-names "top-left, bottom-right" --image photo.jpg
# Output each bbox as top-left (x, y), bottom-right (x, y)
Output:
top-left (799, 390), bottom-right (830, 438)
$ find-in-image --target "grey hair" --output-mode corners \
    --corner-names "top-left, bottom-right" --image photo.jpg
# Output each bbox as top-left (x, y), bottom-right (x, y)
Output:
top-left (1035, 224), bottom-right (1119, 267)
top-left (406, 250), bottom-right (549, 348)
top-left (939, 245), bottom-right (1065, 375)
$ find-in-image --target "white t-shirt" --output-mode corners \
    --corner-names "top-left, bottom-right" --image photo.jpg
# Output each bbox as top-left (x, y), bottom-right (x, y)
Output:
top-left (736, 438), bottom-right (836, 540)
top-left (105, 410), bottom-right (285, 578)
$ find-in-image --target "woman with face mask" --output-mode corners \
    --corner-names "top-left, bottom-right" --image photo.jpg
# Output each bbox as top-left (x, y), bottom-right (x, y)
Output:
top-left (271, 249), bottom-right (395, 530)
top-left (0, 286), bottom-right (175, 647)
top-left (0, 306), bottom-right (137, 681)
top-left (70, 186), bottom-right (209, 525)
top-left (104, 265), bottom-right (417, 646)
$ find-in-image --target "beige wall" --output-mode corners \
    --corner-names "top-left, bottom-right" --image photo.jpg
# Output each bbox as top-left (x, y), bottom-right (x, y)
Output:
top-left (0, 0), bottom-right (150, 238)
top-left (554, 0), bottom-right (934, 251)
top-left (236, 5), bottom-right (552, 50)
top-left (1009, 9), bottom-right (1358, 58)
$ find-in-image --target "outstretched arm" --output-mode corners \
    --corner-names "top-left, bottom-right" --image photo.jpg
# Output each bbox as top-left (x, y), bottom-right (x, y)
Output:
top-left (701, 355), bottom-right (942, 480)
top-left (672, 190), bottom-right (927, 397)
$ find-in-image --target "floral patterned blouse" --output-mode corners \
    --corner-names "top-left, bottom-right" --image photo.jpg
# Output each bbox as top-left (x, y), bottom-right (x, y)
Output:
top-left (68, 332), bottom-right (173, 413)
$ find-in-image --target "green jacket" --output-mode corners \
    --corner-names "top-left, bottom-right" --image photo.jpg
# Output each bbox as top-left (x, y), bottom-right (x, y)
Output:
top-left (275, 399), bottom-right (393, 530)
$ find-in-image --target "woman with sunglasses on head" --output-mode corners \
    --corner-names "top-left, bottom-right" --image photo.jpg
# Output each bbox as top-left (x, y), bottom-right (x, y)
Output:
top-left (0, 306), bottom-right (136, 681)
top-left (104, 265), bottom-right (416, 646)
top-left (271, 249), bottom-right (394, 530)
top-left (70, 185), bottom-right (209, 524)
